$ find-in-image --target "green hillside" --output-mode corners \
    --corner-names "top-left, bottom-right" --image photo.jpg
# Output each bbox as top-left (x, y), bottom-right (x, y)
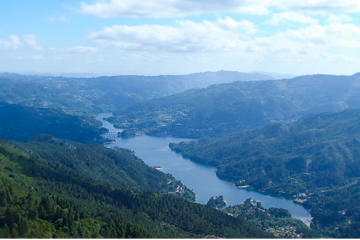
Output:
top-left (170, 108), bottom-right (360, 193)
top-left (170, 108), bottom-right (360, 237)
top-left (110, 74), bottom-right (360, 138)
top-left (0, 71), bottom-right (271, 116)
top-left (0, 138), bottom-right (272, 238)
top-left (1, 134), bottom-right (194, 198)
top-left (0, 103), bottom-right (105, 142)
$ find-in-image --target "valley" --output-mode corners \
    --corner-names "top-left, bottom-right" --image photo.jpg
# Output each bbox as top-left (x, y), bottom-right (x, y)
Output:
top-left (97, 113), bottom-right (312, 225)
top-left (2, 1), bottom-right (360, 238)
top-left (0, 71), bottom-right (360, 238)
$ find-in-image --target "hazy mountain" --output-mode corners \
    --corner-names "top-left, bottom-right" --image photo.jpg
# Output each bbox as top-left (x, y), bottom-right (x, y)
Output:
top-left (2, 71), bottom-right (101, 78)
top-left (250, 71), bottom-right (297, 79)
top-left (0, 71), bottom-right (272, 116)
top-left (109, 73), bottom-right (360, 138)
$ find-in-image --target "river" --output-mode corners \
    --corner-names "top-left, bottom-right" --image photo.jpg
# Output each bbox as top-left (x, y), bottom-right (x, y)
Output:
top-left (96, 112), bottom-right (312, 226)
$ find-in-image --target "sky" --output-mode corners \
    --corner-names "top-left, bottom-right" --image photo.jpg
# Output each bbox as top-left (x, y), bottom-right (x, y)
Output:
top-left (0, 0), bottom-right (360, 76)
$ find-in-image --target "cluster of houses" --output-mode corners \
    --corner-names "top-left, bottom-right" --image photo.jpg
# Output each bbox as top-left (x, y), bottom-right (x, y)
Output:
top-left (267, 227), bottom-right (303, 238)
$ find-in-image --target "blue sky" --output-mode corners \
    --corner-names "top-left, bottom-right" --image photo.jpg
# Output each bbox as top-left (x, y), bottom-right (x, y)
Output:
top-left (1, 0), bottom-right (360, 76)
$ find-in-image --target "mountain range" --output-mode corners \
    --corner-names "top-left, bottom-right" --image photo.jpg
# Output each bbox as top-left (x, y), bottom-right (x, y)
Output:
top-left (109, 73), bottom-right (360, 138)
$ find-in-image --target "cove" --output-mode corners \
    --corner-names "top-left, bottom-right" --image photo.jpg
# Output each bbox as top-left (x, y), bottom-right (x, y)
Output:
top-left (96, 112), bottom-right (312, 226)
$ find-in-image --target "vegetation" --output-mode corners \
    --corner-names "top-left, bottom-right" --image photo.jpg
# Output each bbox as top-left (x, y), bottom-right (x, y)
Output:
top-left (222, 198), bottom-right (319, 238)
top-left (0, 138), bottom-right (272, 238)
top-left (0, 102), bottom-right (106, 142)
top-left (206, 195), bottom-right (227, 209)
top-left (118, 130), bottom-right (136, 138)
top-left (0, 71), bottom-right (271, 117)
top-left (3, 71), bottom-right (360, 237)
top-left (170, 108), bottom-right (360, 237)
top-left (303, 181), bottom-right (360, 238)
top-left (0, 134), bottom-right (195, 199)
top-left (110, 74), bottom-right (360, 138)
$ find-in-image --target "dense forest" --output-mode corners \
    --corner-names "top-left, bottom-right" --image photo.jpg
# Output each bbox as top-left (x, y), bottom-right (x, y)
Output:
top-left (110, 73), bottom-right (360, 138)
top-left (2, 71), bottom-right (360, 238)
top-left (170, 108), bottom-right (360, 237)
top-left (0, 71), bottom-right (271, 116)
top-left (0, 137), bottom-right (272, 238)
top-left (1, 134), bottom-right (195, 198)
top-left (0, 103), bottom-right (105, 142)
top-left (222, 198), bottom-right (318, 238)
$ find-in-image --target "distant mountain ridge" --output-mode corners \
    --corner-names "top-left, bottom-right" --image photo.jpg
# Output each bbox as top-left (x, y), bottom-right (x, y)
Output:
top-left (109, 73), bottom-right (360, 138)
top-left (0, 71), bottom-right (272, 116)
top-left (250, 71), bottom-right (297, 79)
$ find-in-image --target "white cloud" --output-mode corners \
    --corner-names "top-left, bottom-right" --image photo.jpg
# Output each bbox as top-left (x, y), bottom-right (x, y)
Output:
top-left (0, 34), bottom-right (43, 51)
top-left (79, 0), bottom-right (360, 18)
top-left (80, 0), bottom-right (270, 18)
top-left (48, 14), bottom-right (68, 22)
top-left (52, 46), bottom-right (99, 54)
top-left (23, 35), bottom-right (43, 51)
top-left (90, 19), bottom-right (360, 68)
top-left (265, 12), bottom-right (319, 25)
top-left (0, 35), bottom-right (22, 49)
top-left (327, 13), bottom-right (352, 24)
top-left (66, 46), bottom-right (98, 54)
top-left (244, 23), bottom-right (360, 62)
top-left (217, 17), bottom-right (257, 34)
top-left (271, 0), bottom-right (360, 13)
top-left (90, 18), bottom-right (254, 53)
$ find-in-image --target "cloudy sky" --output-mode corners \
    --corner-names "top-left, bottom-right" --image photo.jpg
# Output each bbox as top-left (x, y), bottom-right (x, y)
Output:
top-left (1, 0), bottom-right (360, 76)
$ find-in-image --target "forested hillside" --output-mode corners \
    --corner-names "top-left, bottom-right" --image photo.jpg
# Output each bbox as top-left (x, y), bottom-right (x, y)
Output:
top-left (110, 73), bottom-right (360, 138)
top-left (0, 138), bottom-right (272, 238)
top-left (170, 108), bottom-right (360, 237)
top-left (0, 103), bottom-right (105, 142)
top-left (1, 134), bottom-right (194, 198)
top-left (170, 108), bottom-right (360, 193)
top-left (0, 71), bottom-right (271, 116)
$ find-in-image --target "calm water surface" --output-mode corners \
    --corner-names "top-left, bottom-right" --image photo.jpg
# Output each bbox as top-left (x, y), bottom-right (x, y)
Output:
top-left (96, 113), bottom-right (312, 225)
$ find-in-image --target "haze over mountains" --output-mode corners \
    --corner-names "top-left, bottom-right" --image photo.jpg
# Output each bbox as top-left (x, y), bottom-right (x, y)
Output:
top-left (110, 73), bottom-right (360, 138)
top-left (1, 70), bottom-right (360, 238)
top-left (0, 71), bottom-right (272, 115)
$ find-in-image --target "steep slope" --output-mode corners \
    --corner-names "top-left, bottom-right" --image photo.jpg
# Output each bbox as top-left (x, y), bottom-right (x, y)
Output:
top-left (170, 109), bottom-right (360, 237)
top-left (0, 102), bottom-right (105, 142)
top-left (110, 74), bottom-right (360, 138)
top-left (170, 109), bottom-right (360, 193)
top-left (0, 135), bottom-right (194, 198)
top-left (0, 139), bottom-right (272, 238)
top-left (0, 71), bottom-right (272, 116)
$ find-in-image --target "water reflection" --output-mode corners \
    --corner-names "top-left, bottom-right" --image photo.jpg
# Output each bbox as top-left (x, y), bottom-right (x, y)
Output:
top-left (96, 113), bottom-right (312, 225)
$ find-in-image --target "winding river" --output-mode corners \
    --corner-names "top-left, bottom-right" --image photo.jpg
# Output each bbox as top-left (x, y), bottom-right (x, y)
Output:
top-left (96, 112), bottom-right (312, 226)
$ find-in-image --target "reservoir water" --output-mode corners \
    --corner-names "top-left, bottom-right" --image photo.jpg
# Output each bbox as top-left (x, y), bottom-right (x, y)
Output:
top-left (96, 112), bottom-right (312, 225)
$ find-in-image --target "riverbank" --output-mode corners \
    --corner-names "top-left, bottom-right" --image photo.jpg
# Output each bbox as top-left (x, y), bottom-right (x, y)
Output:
top-left (96, 112), bottom-right (312, 226)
